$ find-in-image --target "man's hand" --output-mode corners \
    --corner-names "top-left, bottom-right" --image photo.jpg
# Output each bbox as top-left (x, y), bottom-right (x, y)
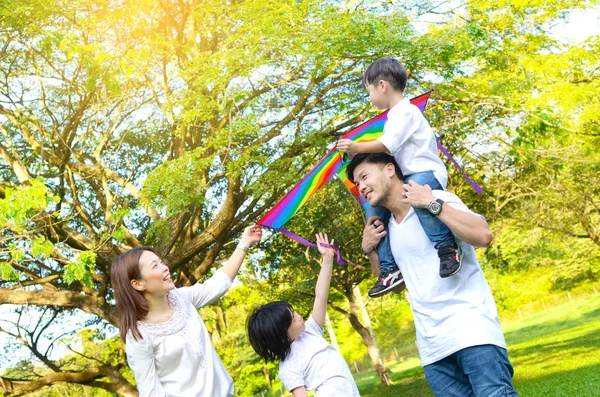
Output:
top-left (402, 180), bottom-right (436, 208)
top-left (337, 138), bottom-right (358, 154)
top-left (362, 216), bottom-right (386, 254)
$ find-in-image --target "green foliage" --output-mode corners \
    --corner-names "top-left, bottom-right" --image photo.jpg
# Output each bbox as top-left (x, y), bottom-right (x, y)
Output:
top-left (1, 0), bottom-right (600, 395)
top-left (31, 237), bottom-right (55, 259)
top-left (63, 251), bottom-right (98, 288)
top-left (0, 178), bottom-right (51, 228)
top-left (0, 262), bottom-right (21, 282)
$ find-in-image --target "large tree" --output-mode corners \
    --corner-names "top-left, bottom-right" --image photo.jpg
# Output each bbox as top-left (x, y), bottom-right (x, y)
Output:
top-left (0, 0), bottom-right (421, 393)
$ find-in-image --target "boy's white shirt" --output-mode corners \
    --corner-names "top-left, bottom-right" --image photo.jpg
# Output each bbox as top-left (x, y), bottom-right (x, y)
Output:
top-left (378, 98), bottom-right (448, 188)
top-left (278, 315), bottom-right (360, 397)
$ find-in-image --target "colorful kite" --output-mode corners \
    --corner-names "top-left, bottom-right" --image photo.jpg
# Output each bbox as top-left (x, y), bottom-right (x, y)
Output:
top-left (258, 92), bottom-right (482, 263)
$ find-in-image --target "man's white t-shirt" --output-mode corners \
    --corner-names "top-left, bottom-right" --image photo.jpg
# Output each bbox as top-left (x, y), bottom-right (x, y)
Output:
top-left (388, 190), bottom-right (507, 366)
top-left (378, 98), bottom-right (448, 188)
top-left (278, 315), bottom-right (360, 397)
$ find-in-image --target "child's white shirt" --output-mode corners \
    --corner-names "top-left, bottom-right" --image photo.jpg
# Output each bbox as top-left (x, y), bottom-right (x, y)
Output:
top-left (278, 315), bottom-right (360, 397)
top-left (378, 97), bottom-right (448, 188)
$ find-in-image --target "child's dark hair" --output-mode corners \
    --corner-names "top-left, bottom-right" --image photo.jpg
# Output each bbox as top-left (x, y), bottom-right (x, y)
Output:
top-left (363, 58), bottom-right (408, 92)
top-left (247, 301), bottom-right (294, 362)
top-left (346, 153), bottom-right (404, 183)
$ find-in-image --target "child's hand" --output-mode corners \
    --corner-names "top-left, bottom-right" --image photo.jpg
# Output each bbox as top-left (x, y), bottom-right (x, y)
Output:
top-left (240, 224), bottom-right (263, 247)
top-left (315, 232), bottom-right (335, 259)
top-left (337, 139), bottom-right (358, 154)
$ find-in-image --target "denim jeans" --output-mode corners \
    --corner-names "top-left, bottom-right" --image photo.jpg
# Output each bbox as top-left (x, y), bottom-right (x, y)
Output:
top-left (366, 171), bottom-right (455, 273)
top-left (423, 345), bottom-right (518, 397)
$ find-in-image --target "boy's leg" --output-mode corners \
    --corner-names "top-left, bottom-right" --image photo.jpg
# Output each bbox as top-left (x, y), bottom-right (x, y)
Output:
top-left (405, 171), bottom-right (461, 278)
top-left (365, 205), bottom-right (405, 297)
top-left (424, 352), bottom-right (475, 397)
top-left (456, 345), bottom-right (518, 397)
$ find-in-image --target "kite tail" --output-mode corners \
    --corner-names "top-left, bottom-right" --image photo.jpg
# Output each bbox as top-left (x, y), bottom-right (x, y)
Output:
top-left (437, 141), bottom-right (484, 194)
top-left (277, 227), bottom-right (345, 265)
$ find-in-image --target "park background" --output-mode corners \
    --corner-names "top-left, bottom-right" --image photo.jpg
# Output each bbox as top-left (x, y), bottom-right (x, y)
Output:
top-left (0, 0), bottom-right (599, 395)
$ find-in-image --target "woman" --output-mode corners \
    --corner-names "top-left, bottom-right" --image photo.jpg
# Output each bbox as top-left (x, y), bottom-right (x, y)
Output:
top-left (111, 225), bottom-right (262, 397)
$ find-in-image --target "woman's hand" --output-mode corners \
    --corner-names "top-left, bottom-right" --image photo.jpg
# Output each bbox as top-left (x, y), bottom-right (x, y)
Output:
top-left (316, 232), bottom-right (335, 259)
top-left (240, 224), bottom-right (262, 247)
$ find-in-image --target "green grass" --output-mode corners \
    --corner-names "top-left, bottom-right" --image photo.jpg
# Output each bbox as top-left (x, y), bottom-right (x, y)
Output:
top-left (355, 294), bottom-right (600, 397)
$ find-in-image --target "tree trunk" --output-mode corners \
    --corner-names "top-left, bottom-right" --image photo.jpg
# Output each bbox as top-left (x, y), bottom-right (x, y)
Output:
top-left (324, 311), bottom-right (340, 351)
top-left (330, 285), bottom-right (390, 386)
top-left (352, 285), bottom-right (391, 386)
top-left (262, 364), bottom-right (272, 390)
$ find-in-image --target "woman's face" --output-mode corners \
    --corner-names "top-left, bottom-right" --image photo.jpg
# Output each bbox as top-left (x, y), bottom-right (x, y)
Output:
top-left (131, 250), bottom-right (175, 295)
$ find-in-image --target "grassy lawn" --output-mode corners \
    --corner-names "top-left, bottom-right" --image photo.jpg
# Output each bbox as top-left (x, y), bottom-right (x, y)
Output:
top-left (355, 294), bottom-right (600, 396)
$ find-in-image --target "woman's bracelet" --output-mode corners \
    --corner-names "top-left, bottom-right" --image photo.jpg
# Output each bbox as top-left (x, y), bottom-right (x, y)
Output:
top-left (236, 243), bottom-right (249, 252)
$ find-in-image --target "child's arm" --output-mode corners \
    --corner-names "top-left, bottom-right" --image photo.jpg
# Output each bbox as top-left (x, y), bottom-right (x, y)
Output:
top-left (291, 386), bottom-right (309, 397)
top-left (337, 139), bottom-right (388, 155)
top-left (311, 233), bottom-right (336, 328)
top-left (222, 224), bottom-right (262, 280)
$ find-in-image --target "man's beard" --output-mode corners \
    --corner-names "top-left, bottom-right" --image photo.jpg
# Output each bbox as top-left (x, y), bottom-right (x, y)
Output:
top-left (369, 182), bottom-right (389, 207)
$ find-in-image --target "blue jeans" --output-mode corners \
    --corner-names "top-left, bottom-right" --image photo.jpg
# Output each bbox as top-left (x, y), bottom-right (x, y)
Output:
top-left (366, 171), bottom-right (455, 273)
top-left (423, 345), bottom-right (518, 397)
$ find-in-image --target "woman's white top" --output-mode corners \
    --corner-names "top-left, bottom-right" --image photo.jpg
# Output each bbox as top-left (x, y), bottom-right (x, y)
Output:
top-left (125, 270), bottom-right (234, 397)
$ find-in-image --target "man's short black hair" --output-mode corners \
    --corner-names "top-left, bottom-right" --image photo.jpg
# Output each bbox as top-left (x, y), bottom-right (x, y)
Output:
top-left (363, 58), bottom-right (408, 92)
top-left (247, 301), bottom-right (294, 362)
top-left (346, 153), bottom-right (404, 183)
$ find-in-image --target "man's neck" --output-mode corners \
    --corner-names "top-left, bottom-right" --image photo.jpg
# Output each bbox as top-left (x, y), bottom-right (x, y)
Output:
top-left (384, 182), bottom-right (411, 224)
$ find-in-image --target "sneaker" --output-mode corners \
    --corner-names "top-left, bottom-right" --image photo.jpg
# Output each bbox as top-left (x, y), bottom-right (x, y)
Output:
top-left (368, 269), bottom-right (406, 298)
top-left (438, 243), bottom-right (463, 278)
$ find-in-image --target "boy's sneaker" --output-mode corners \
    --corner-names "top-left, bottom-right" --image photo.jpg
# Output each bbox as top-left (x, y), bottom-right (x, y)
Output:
top-left (368, 269), bottom-right (405, 297)
top-left (438, 243), bottom-right (463, 278)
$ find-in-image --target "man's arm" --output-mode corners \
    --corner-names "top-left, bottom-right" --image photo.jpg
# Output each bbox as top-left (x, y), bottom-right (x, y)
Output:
top-left (361, 216), bottom-right (386, 276)
top-left (403, 181), bottom-right (492, 247)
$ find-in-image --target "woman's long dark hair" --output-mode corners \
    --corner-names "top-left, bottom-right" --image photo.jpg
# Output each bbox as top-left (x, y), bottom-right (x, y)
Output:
top-left (247, 301), bottom-right (294, 362)
top-left (111, 247), bottom-right (155, 343)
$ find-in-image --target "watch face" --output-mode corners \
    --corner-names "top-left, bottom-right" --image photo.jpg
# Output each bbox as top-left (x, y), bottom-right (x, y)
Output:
top-left (429, 202), bottom-right (442, 214)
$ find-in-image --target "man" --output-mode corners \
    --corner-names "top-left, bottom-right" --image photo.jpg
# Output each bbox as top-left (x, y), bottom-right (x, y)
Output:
top-left (347, 152), bottom-right (518, 397)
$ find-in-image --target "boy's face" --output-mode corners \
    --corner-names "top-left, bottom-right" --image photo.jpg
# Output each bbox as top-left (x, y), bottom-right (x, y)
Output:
top-left (366, 80), bottom-right (387, 109)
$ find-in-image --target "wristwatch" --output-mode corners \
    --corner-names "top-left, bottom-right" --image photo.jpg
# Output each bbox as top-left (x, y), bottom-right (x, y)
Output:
top-left (427, 199), bottom-right (444, 216)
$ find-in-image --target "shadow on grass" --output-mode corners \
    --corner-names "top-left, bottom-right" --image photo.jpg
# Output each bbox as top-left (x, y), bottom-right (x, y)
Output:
top-left (515, 362), bottom-right (600, 397)
top-left (510, 326), bottom-right (600, 366)
top-left (504, 302), bottom-right (600, 346)
top-left (357, 359), bottom-right (434, 397)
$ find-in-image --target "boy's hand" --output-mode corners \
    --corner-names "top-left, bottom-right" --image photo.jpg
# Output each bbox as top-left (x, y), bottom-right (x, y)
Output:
top-left (337, 139), bottom-right (358, 154)
top-left (240, 224), bottom-right (263, 247)
top-left (316, 233), bottom-right (335, 259)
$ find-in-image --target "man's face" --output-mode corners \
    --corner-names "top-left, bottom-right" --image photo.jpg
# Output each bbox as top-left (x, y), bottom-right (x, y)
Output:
top-left (353, 161), bottom-right (393, 207)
